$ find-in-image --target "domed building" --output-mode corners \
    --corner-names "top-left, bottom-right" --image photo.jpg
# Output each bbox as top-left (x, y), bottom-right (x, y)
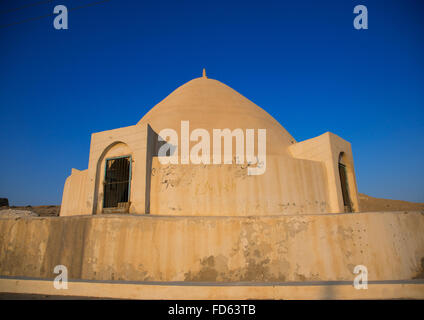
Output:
top-left (60, 71), bottom-right (360, 216)
top-left (3, 71), bottom-right (423, 300)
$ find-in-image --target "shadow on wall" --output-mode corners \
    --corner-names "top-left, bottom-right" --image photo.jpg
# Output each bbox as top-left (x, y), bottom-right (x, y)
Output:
top-left (145, 125), bottom-right (177, 214)
top-left (338, 152), bottom-right (353, 213)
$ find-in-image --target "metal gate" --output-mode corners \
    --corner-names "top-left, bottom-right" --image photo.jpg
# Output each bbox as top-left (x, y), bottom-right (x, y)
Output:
top-left (103, 156), bottom-right (131, 209)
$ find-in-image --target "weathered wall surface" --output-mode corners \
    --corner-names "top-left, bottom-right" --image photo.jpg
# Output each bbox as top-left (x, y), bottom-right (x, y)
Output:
top-left (60, 76), bottom-right (361, 217)
top-left (60, 169), bottom-right (89, 217)
top-left (150, 155), bottom-right (329, 216)
top-left (290, 132), bottom-right (360, 213)
top-left (1, 211), bottom-right (423, 283)
top-left (60, 124), bottom-right (148, 216)
top-left (1, 278), bottom-right (423, 300)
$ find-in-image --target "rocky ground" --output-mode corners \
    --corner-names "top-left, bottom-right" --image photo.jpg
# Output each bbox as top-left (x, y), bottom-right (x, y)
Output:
top-left (0, 205), bottom-right (60, 218)
top-left (0, 194), bottom-right (423, 218)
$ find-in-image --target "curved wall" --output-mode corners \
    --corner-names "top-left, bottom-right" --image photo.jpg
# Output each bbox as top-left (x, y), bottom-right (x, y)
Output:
top-left (1, 211), bottom-right (423, 282)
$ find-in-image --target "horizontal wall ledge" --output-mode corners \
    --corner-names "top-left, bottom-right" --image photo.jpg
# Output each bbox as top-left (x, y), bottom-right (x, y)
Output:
top-left (1, 278), bottom-right (424, 300)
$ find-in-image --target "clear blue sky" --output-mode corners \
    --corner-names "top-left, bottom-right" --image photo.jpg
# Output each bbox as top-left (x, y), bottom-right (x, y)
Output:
top-left (0, 0), bottom-right (423, 205)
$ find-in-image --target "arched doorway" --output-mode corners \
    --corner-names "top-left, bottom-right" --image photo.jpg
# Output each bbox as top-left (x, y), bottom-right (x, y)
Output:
top-left (92, 141), bottom-right (133, 215)
top-left (338, 153), bottom-right (352, 213)
top-left (103, 155), bottom-right (131, 213)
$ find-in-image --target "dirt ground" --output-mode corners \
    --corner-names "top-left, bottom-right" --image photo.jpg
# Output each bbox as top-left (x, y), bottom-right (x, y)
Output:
top-left (358, 193), bottom-right (424, 212)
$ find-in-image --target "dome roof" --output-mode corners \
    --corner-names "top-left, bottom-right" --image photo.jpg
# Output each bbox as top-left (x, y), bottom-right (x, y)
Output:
top-left (137, 74), bottom-right (296, 155)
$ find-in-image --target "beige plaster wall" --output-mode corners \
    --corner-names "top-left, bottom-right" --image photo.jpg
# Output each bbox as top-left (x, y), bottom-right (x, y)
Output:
top-left (59, 77), bottom-right (359, 217)
top-left (1, 211), bottom-right (423, 283)
top-left (87, 124), bottom-right (148, 215)
top-left (290, 132), bottom-right (360, 213)
top-left (150, 155), bottom-right (329, 216)
top-left (60, 169), bottom-right (89, 216)
top-left (1, 278), bottom-right (423, 300)
top-left (60, 124), bottom-right (148, 216)
top-left (60, 127), bottom-right (359, 216)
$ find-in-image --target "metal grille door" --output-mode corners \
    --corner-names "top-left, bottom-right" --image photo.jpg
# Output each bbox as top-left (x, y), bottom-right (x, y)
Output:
top-left (103, 156), bottom-right (130, 208)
